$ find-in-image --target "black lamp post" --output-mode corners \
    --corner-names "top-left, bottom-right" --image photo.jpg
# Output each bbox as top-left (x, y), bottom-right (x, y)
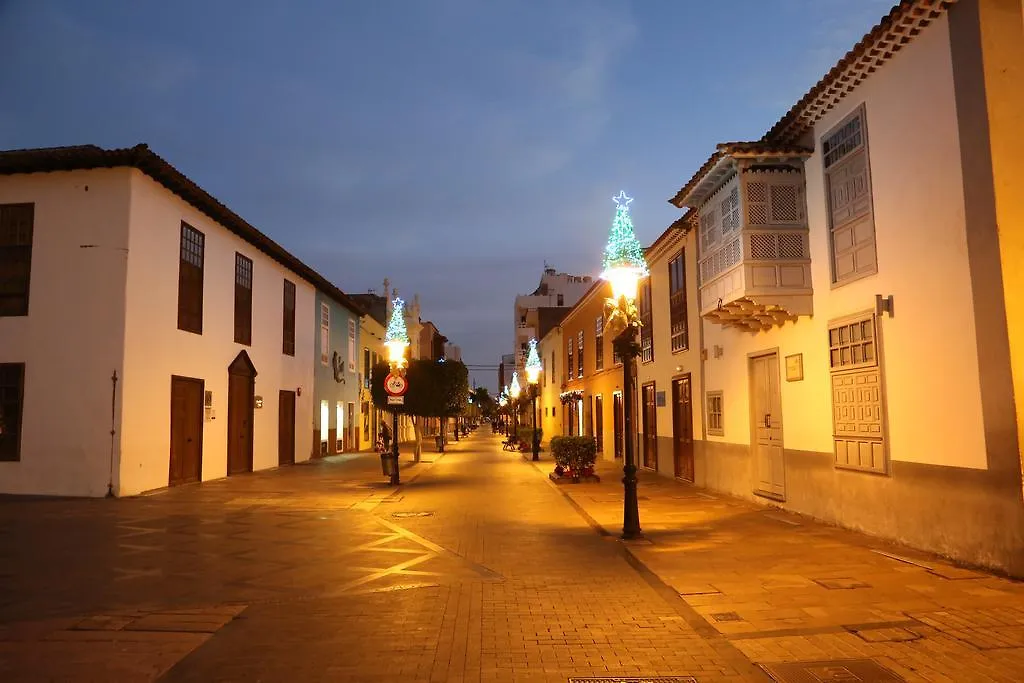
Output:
top-left (601, 190), bottom-right (649, 541)
top-left (524, 338), bottom-right (542, 461)
top-left (384, 297), bottom-right (410, 487)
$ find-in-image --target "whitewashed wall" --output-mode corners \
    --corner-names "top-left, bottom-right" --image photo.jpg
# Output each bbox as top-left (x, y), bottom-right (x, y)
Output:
top-left (703, 13), bottom-right (986, 470)
top-left (0, 168), bottom-right (132, 496)
top-left (118, 171), bottom-right (315, 495)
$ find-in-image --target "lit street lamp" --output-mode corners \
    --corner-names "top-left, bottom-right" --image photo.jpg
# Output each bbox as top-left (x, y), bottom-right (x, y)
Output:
top-left (509, 372), bottom-right (521, 443)
top-left (524, 339), bottom-right (542, 461)
top-left (384, 297), bottom-right (410, 486)
top-left (601, 191), bottom-right (649, 540)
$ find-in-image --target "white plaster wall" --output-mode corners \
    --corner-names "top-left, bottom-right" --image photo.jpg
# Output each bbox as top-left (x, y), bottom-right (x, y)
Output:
top-left (703, 14), bottom-right (986, 469)
top-left (0, 169), bottom-right (132, 496)
top-left (637, 228), bottom-right (704, 477)
top-left (118, 171), bottom-right (315, 495)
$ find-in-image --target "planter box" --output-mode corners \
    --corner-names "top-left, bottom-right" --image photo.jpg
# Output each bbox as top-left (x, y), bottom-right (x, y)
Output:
top-left (548, 472), bottom-right (601, 484)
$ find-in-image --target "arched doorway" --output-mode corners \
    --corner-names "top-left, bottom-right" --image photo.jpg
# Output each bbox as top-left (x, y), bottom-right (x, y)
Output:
top-left (227, 351), bottom-right (257, 475)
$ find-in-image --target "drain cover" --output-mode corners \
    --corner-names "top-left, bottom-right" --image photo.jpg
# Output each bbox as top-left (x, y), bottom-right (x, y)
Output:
top-left (813, 577), bottom-right (872, 590)
top-left (710, 611), bottom-right (743, 622)
top-left (568, 678), bottom-right (696, 683)
top-left (761, 659), bottom-right (903, 682)
top-left (391, 511), bottom-right (434, 518)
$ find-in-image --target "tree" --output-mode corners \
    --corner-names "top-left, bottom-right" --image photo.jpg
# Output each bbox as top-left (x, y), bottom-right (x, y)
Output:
top-left (371, 358), bottom-right (469, 460)
top-left (469, 387), bottom-right (496, 419)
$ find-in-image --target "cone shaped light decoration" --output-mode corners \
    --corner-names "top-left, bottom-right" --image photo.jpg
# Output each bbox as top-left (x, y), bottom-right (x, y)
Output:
top-left (384, 297), bottom-right (410, 367)
top-left (601, 191), bottom-right (649, 302)
top-left (524, 339), bottom-right (542, 385)
top-left (509, 372), bottom-right (521, 399)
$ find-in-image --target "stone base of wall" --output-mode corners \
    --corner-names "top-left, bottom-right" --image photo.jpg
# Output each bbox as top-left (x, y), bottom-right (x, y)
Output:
top-left (656, 439), bottom-right (1024, 577)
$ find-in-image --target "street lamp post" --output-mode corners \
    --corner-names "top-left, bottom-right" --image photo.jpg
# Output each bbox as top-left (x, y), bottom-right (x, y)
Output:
top-left (509, 372), bottom-right (521, 446)
top-left (525, 339), bottom-right (542, 461)
top-left (601, 191), bottom-right (649, 540)
top-left (384, 297), bottom-right (411, 487)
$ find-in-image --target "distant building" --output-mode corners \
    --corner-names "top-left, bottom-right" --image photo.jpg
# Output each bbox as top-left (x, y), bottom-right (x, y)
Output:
top-left (513, 266), bottom-right (593, 375)
top-left (443, 343), bottom-right (462, 362)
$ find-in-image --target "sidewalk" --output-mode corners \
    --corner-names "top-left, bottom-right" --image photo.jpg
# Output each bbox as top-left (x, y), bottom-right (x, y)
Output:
top-left (531, 454), bottom-right (1024, 682)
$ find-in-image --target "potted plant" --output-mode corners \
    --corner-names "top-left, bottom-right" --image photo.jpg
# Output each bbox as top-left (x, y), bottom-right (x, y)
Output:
top-left (550, 436), bottom-right (598, 483)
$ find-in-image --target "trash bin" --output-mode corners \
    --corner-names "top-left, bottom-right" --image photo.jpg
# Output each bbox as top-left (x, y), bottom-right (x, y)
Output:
top-left (380, 453), bottom-right (393, 476)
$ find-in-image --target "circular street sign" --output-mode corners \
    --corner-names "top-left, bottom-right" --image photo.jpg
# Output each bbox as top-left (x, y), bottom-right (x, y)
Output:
top-left (384, 373), bottom-right (408, 396)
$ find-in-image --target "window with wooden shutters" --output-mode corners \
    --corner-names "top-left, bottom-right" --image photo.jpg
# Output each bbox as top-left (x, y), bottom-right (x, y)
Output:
top-left (577, 330), bottom-right (584, 379)
top-left (823, 106), bottom-right (877, 284)
top-left (639, 279), bottom-right (653, 363)
top-left (0, 204), bottom-right (33, 317)
top-left (348, 320), bottom-right (356, 373)
top-left (363, 348), bottom-right (371, 388)
top-left (0, 363), bottom-right (25, 461)
top-left (706, 391), bottom-right (724, 436)
top-left (177, 222), bottom-right (204, 334)
top-left (829, 314), bottom-right (887, 473)
top-left (233, 253), bottom-right (253, 345)
top-left (594, 315), bottom-right (604, 371)
top-left (567, 340), bottom-right (573, 381)
top-left (668, 251), bottom-right (688, 352)
top-left (282, 280), bottom-right (296, 356)
top-left (319, 303), bottom-right (330, 365)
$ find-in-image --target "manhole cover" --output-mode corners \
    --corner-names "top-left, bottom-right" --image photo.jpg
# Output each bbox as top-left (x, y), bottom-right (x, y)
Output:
top-left (568, 678), bottom-right (696, 683)
top-left (710, 611), bottom-right (743, 622)
top-left (761, 658), bottom-right (903, 682)
top-left (391, 511), bottom-right (434, 518)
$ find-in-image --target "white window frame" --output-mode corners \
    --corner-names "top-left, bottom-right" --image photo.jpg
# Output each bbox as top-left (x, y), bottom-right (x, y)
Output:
top-left (706, 391), bottom-right (724, 437)
top-left (347, 320), bottom-right (356, 373)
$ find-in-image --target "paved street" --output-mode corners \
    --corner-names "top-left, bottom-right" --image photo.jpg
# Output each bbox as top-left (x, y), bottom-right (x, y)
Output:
top-left (1, 432), bottom-right (1023, 682)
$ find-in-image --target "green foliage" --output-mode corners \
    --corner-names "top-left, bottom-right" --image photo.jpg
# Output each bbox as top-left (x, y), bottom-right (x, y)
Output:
top-left (517, 426), bottom-right (542, 445)
top-left (371, 359), bottom-right (469, 418)
top-left (550, 436), bottom-right (597, 473)
top-left (470, 387), bottom-right (496, 417)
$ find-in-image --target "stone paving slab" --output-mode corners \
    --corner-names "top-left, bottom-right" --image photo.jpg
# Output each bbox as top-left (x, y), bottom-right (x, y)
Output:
top-left (546, 454), bottom-right (1024, 682)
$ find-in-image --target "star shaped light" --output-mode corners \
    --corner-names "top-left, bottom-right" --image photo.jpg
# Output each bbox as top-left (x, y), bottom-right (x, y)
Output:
top-left (612, 190), bottom-right (634, 208)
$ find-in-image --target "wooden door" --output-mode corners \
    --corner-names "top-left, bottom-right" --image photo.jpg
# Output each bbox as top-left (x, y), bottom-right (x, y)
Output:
top-left (641, 383), bottom-right (657, 470)
top-left (169, 376), bottom-right (204, 486)
top-left (594, 395), bottom-right (604, 454)
top-left (750, 353), bottom-right (785, 499)
top-left (278, 390), bottom-right (296, 466)
top-left (613, 392), bottom-right (624, 459)
top-left (671, 375), bottom-right (694, 482)
top-left (227, 352), bottom-right (257, 475)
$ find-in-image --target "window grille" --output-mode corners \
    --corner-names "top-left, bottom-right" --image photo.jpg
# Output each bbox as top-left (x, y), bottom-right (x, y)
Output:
top-left (577, 330), bottom-right (584, 379)
top-left (824, 106), bottom-right (876, 283)
top-left (668, 251), bottom-right (688, 352)
top-left (282, 280), bottom-right (296, 356)
top-left (770, 185), bottom-right (800, 222)
top-left (320, 303), bottom-right (330, 365)
top-left (699, 237), bottom-right (741, 284)
top-left (567, 341), bottom-right (573, 380)
top-left (639, 279), bottom-right (653, 363)
top-left (594, 315), bottom-right (604, 371)
top-left (233, 253), bottom-right (253, 345)
top-left (829, 314), bottom-right (886, 473)
top-left (700, 208), bottom-right (719, 251)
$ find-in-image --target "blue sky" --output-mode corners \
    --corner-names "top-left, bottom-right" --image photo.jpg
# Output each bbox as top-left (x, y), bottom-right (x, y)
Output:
top-left (0, 0), bottom-right (892, 390)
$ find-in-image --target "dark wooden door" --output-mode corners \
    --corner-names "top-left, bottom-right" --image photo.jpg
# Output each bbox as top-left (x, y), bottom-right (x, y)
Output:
top-left (641, 383), bottom-right (658, 470)
top-left (672, 376), bottom-right (695, 482)
top-left (278, 390), bottom-right (296, 466)
top-left (613, 392), bottom-right (624, 459)
top-left (227, 352), bottom-right (257, 475)
top-left (169, 376), bottom-right (204, 486)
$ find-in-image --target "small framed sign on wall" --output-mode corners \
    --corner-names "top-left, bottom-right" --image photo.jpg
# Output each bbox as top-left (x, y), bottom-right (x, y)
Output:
top-left (785, 353), bottom-right (804, 382)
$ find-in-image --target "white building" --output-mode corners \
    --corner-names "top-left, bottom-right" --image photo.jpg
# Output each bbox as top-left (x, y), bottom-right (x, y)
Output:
top-left (666, 0), bottom-right (1024, 574)
top-left (0, 144), bottom-right (352, 497)
top-left (513, 267), bottom-right (592, 373)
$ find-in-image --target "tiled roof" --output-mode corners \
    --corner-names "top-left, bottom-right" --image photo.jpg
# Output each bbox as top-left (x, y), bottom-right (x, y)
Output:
top-left (0, 144), bottom-right (364, 316)
top-left (763, 0), bottom-right (957, 144)
top-left (669, 143), bottom-right (812, 209)
top-left (666, 0), bottom-right (956, 210)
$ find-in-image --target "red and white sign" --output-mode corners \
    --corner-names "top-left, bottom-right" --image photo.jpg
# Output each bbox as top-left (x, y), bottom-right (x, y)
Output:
top-left (384, 373), bottom-right (408, 396)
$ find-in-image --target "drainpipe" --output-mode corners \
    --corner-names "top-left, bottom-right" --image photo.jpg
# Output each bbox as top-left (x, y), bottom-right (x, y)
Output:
top-left (107, 370), bottom-right (118, 498)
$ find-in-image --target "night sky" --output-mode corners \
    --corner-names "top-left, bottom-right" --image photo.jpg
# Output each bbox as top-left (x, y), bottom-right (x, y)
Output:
top-left (0, 0), bottom-right (892, 391)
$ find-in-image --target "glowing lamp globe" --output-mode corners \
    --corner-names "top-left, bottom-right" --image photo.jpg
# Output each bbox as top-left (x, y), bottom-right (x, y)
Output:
top-left (601, 191), bottom-right (649, 303)
top-left (509, 372), bottom-right (521, 399)
top-left (524, 339), bottom-right (542, 385)
top-left (384, 297), bottom-right (411, 368)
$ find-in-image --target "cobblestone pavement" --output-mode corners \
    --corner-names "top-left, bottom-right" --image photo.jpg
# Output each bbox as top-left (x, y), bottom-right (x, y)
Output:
top-left (1, 433), bottom-right (1022, 682)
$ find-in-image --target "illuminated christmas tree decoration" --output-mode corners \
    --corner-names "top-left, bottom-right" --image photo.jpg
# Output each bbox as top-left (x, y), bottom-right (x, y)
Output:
top-left (524, 338), bottom-right (542, 385)
top-left (601, 191), bottom-right (649, 302)
top-left (384, 297), bottom-right (410, 367)
top-left (509, 372), bottom-right (521, 399)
